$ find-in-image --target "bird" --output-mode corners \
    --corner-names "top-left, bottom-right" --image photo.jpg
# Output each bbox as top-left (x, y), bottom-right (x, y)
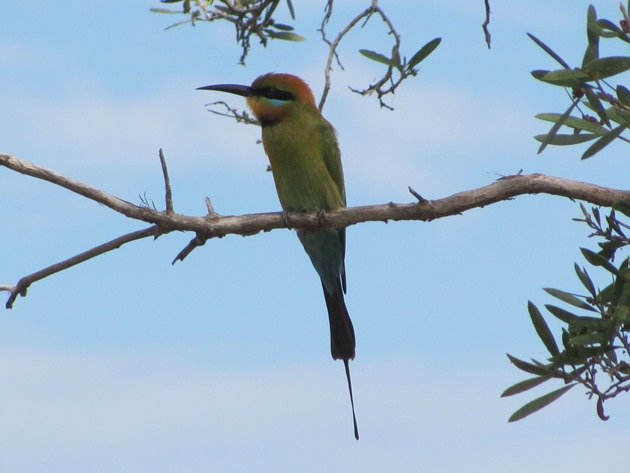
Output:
top-left (198, 73), bottom-right (359, 439)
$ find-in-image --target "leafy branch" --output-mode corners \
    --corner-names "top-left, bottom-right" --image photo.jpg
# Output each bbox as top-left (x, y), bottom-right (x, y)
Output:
top-left (503, 206), bottom-right (630, 422)
top-left (151, 0), bottom-right (302, 64)
top-left (318, 1), bottom-right (441, 110)
top-left (530, 4), bottom-right (630, 159)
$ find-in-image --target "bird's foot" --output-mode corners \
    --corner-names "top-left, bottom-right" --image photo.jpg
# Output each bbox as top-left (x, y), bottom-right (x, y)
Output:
top-left (316, 209), bottom-right (327, 226)
top-left (282, 210), bottom-right (292, 229)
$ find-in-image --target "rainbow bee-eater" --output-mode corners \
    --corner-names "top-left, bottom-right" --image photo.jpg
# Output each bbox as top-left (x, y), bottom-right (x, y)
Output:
top-left (198, 73), bottom-right (358, 439)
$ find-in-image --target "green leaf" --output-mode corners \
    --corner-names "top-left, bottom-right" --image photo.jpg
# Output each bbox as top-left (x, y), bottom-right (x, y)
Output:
top-left (549, 353), bottom-right (587, 366)
top-left (580, 247), bottom-right (618, 274)
top-left (150, 8), bottom-right (180, 14)
top-left (508, 384), bottom-right (576, 422)
top-left (593, 104), bottom-right (630, 126)
top-left (582, 5), bottom-right (599, 67)
top-left (570, 331), bottom-right (608, 347)
top-left (545, 304), bottom-right (579, 323)
top-left (270, 23), bottom-right (295, 31)
top-left (568, 316), bottom-right (608, 331)
top-left (584, 88), bottom-right (610, 127)
top-left (528, 301), bottom-right (559, 356)
top-left (582, 124), bottom-right (627, 159)
top-left (407, 37), bottom-right (442, 70)
top-left (501, 376), bottom-right (551, 397)
top-left (535, 113), bottom-right (608, 135)
top-left (531, 69), bottom-right (591, 87)
top-left (574, 263), bottom-right (597, 297)
top-left (534, 133), bottom-right (597, 145)
top-left (583, 57), bottom-right (630, 79)
top-left (537, 99), bottom-right (580, 154)
top-left (543, 287), bottom-right (597, 311)
top-left (266, 31), bottom-right (304, 41)
top-left (263, 0), bottom-right (281, 24)
top-left (592, 206), bottom-right (601, 226)
top-left (596, 19), bottom-right (625, 35)
top-left (286, 0), bottom-right (295, 20)
top-left (506, 354), bottom-right (550, 376)
top-left (526, 33), bottom-right (570, 68)
top-left (359, 49), bottom-right (393, 66)
top-left (617, 85), bottom-right (630, 107)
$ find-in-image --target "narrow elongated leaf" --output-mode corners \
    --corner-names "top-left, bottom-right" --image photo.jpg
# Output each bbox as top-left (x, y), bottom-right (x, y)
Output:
top-left (545, 304), bottom-right (579, 323)
top-left (583, 57), bottom-right (630, 79)
top-left (570, 331), bottom-right (608, 346)
top-left (543, 287), bottom-right (597, 311)
top-left (596, 19), bottom-right (626, 36)
top-left (270, 23), bottom-right (295, 31)
top-left (580, 247), bottom-right (619, 274)
top-left (531, 69), bottom-right (591, 87)
top-left (150, 8), bottom-right (180, 13)
top-left (506, 354), bottom-right (550, 376)
top-left (582, 124), bottom-right (627, 159)
top-left (568, 316), bottom-right (608, 331)
top-left (584, 88), bottom-right (610, 126)
top-left (610, 108), bottom-right (630, 125)
top-left (549, 353), bottom-right (587, 365)
top-left (285, 0), bottom-right (295, 19)
top-left (535, 113), bottom-right (608, 135)
top-left (537, 100), bottom-right (580, 154)
top-left (617, 85), bottom-right (630, 107)
top-left (526, 33), bottom-right (570, 68)
top-left (582, 5), bottom-right (599, 67)
top-left (528, 301), bottom-right (559, 356)
top-left (407, 37), bottom-right (442, 70)
top-left (263, 0), bottom-right (281, 24)
top-left (574, 263), bottom-right (597, 296)
top-left (508, 384), bottom-right (576, 422)
top-left (501, 376), bottom-right (551, 397)
top-left (534, 133), bottom-right (597, 145)
top-left (359, 49), bottom-right (392, 66)
top-left (266, 31), bottom-right (304, 41)
top-left (592, 207), bottom-right (601, 225)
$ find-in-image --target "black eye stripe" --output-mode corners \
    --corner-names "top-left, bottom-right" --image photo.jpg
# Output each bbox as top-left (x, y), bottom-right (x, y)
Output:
top-left (257, 86), bottom-right (295, 102)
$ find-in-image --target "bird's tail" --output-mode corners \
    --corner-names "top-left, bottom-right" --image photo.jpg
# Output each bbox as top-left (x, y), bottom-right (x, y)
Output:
top-left (322, 280), bottom-right (359, 440)
top-left (322, 279), bottom-right (355, 360)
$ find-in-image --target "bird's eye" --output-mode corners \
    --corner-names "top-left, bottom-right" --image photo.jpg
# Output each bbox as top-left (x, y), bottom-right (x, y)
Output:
top-left (263, 87), bottom-right (277, 98)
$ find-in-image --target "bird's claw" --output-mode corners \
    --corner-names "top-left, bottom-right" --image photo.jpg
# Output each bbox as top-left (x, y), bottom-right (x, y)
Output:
top-left (282, 210), bottom-right (292, 229)
top-left (316, 209), bottom-right (326, 225)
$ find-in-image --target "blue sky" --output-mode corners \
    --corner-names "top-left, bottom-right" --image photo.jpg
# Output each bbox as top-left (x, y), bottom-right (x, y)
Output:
top-left (1, 1), bottom-right (629, 471)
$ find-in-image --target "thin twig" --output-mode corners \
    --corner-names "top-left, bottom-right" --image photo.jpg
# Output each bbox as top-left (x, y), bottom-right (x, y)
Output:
top-left (482, 0), bottom-right (492, 49)
top-left (318, 2), bottom-right (378, 110)
top-left (159, 148), bottom-right (174, 214)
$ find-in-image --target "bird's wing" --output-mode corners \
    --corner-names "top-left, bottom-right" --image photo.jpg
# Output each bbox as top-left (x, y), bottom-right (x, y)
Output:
top-left (319, 120), bottom-right (346, 206)
top-left (318, 120), bottom-right (347, 292)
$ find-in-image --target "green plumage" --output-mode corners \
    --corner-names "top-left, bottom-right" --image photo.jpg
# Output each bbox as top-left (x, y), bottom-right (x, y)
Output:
top-left (198, 73), bottom-right (359, 439)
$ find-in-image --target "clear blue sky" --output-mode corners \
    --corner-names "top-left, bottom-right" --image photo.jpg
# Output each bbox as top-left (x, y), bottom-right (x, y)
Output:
top-left (1, 1), bottom-right (629, 471)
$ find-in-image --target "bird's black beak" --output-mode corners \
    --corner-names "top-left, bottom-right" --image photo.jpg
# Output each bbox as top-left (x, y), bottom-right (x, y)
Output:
top-left (196, 84), bottom-right (253, 97)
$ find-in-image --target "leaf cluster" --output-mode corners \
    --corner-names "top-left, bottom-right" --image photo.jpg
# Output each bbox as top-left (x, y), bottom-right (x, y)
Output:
top-left (531, 4), bottom-right (630, 159)
top-left (504, 205), bottom-right (630, 422)
top-left (151, 0), bottom-right (302, 64)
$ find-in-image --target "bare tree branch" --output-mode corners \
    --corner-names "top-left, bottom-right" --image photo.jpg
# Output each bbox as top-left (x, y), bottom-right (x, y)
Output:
top-left (2, 152), bottom-right (629, 308)
top-left (2, 226), bottom-right (161, 309)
